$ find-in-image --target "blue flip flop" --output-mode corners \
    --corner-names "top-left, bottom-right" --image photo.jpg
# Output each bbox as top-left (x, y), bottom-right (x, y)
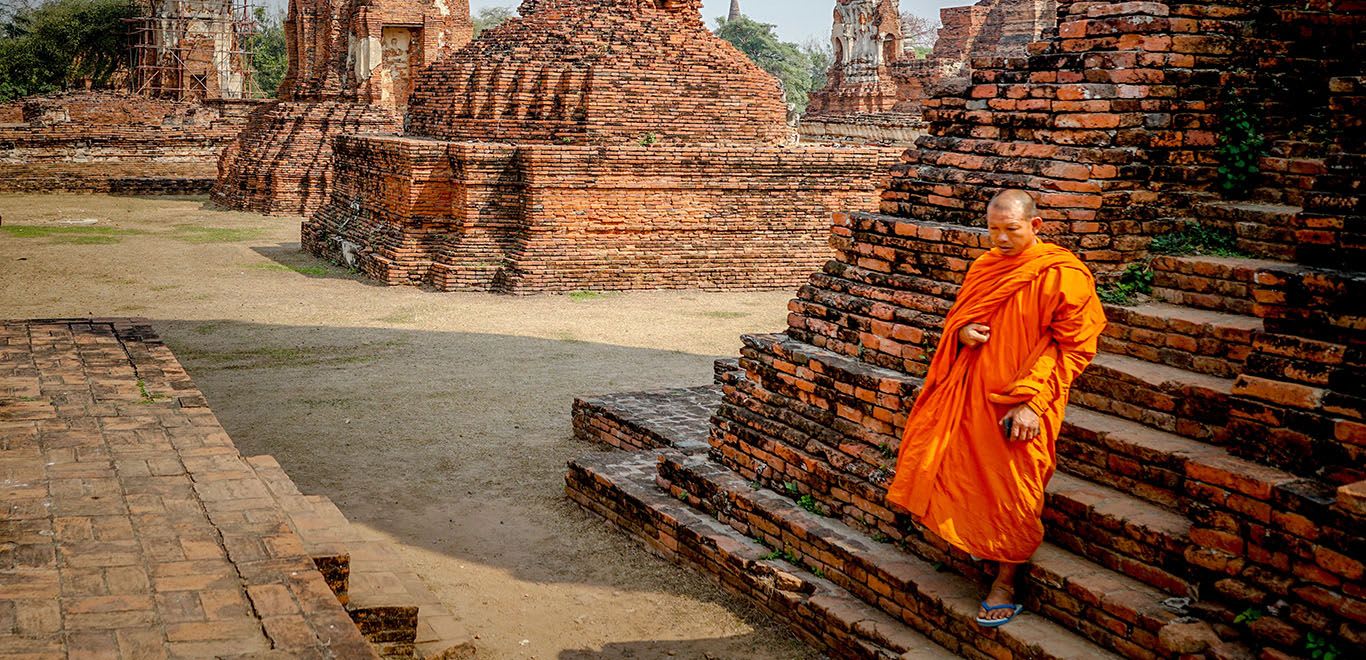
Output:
top-left (976, 602), bottom-right (1023, 627)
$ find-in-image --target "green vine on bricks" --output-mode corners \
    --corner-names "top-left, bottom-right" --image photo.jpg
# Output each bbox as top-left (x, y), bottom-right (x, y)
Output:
top-left (1215, 91), bottom-right (1267, 199)
top-left (1233, 607), bottom-right (1263, 625)
top-left (1097, 262), bottom-right (1155, 305)
top-left (1149, 222), bottom-right (1244, 257)
top-left (1305, 632), bottom-right (1341, 660)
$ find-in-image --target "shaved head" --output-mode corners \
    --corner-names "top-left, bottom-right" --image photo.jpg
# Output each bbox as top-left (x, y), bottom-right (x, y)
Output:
top-left (985, 189), bottom-right (1043, 256)
top-left (987, 189), bottom-right (1038, 220)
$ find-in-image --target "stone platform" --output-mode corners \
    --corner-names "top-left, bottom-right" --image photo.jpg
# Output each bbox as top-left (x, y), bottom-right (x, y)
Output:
top-left (0, 319), bottom-right (471, 659)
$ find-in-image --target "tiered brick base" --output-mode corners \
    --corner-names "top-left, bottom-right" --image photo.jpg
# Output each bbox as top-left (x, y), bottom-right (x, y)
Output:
top-left (0, 319), bottom-right (472, 659)
top-left (211, 100), bottom-right (401, 217)
top-left (566, 210), bottom-right (1364, 659)
top-left (304, 135), bottom-right (896, 293)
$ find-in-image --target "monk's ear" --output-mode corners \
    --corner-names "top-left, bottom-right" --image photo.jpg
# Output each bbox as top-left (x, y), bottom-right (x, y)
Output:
top-left (1030, 216), bottom-right (1044, 233)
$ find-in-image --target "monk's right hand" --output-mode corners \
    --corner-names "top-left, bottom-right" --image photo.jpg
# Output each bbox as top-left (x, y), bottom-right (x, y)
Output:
top-left (958, 323), bottom-right (991, 347)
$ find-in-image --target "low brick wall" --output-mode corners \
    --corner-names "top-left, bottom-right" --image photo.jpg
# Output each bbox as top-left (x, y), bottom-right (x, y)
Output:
top-left (304, 136), bottom-right (897, 293)
top-left (0, 92), bottom-right (261, 194)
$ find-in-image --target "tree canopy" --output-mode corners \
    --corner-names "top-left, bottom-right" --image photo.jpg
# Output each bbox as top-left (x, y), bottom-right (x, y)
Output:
top-left (0, 0), bottom-right (139, 101)
top-left (247, 6), bottom-right (286, 98)
top-left (472, 6), bottom-right (515, 38)
top-left (715, 15), bottom-right (828, 114)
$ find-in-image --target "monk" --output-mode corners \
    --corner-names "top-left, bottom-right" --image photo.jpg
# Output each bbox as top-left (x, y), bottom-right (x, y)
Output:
top-left (885, 189), bottom-right (1107, 627)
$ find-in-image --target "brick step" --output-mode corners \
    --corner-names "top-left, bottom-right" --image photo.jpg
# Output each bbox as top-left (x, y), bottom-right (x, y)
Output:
top-left (571, 385), bottom-right (719, 453)
top-left (1149, 254), bottom-right (1286, 315)
top-left (1100, 302), bottom-right (1261, 379)
top-left (564, 451), bottom-right (958, 660)
top-left (1044, 472), bottom-right (1194, 598)
top-left (1056, 407), bottom-right (1310, 522)
top-left (654, 451), bottom-right (1183, 660)
top-left (1193, 199), bottom-right (1310, 262)
top-left (245, 456), bottom-right (476, 659)
top-left (1072, 352), bottom-right (1234, 443)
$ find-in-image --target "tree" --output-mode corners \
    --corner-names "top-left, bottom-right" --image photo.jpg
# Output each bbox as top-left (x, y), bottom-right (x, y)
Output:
top-left (715, 15), bottom-right (820, 113)
top-left (472, 6), bottom-right (515, 38)
top-left (247, 6), bottom-right (286, 98)
top-left (900, 11), bottom-right (939, 57)
top-left (0, 0), bottom-right (140, 101)
top-left (802, 37), bottom-right (831, 99)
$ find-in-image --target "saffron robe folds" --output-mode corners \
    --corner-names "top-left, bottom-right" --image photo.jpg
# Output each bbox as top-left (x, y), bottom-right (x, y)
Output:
top-left (885, 242), bottom-right (1107, 563)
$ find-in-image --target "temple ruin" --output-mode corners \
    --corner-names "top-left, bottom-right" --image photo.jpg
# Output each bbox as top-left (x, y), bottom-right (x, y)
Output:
top-left (211, 0), bottom-right (472, 216)
top-left (0, 0), bottom-right (266, 193)
top-left (801, 0), bottom-right (1056, 144)
top-left (127, 0), bottom-right (258, 100)
top-left (301, 0), bottom-right (893, 293)
top-left (570, 1), bottom-right (1364, 659)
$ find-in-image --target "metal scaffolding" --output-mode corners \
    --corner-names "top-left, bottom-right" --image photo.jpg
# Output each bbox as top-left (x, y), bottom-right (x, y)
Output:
top-left (126, 0), bottom-right (261, 100)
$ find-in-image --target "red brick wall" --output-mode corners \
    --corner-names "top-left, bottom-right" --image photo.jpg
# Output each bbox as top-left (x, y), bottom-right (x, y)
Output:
top-left (303, 134), bottom-right (896, 292)
top-left (0, 91), bottom-right (262, 193)
top-left (405, 0), bottom-right (789, 145)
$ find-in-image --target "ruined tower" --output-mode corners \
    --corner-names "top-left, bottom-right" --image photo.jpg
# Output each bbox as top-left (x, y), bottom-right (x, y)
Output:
top-left (127, 0), bottom-right (257, 100)
top-left (728, 0), bottom-right (740, 21)
top-left (302, 0), bottom-right (895, 293)
top-left (210, 0), bottom-right (472, 215)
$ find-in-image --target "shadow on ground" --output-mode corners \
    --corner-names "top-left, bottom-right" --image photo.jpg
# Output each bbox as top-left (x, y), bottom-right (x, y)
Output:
top-left (148, 318), bottom-right (815, 658)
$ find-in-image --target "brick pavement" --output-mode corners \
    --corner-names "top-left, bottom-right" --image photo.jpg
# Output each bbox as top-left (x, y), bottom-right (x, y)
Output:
top-left (0, 319), bottom-right (378, 659)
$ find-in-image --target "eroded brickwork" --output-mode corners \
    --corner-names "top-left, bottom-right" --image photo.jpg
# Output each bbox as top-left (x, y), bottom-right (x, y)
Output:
top-left (568, 1), bottom-right (1365, 657)
top-left (305, 0), bottom-right (894, 293)
top-left (0, 91), bottom-right (262, 193)
top-left (211, 0), bottom-right (472, 216)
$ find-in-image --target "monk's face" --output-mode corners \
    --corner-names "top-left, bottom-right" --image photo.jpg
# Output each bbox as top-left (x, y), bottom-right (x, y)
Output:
top-left (986, 205), bottom-right (1042, 256)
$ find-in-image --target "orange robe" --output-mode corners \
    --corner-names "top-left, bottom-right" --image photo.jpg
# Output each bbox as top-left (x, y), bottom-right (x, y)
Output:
top-left (885, 242), bottom-right (1107, 563)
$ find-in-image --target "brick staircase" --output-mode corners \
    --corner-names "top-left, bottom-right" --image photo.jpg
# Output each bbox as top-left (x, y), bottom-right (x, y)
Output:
top-left (566, 203), bottom-right (1362, 659)
top-left (244, 456), bottom-right (476, 659)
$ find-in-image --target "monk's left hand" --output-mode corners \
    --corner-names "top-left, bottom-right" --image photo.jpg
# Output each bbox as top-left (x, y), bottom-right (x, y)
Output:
top-left (1002, 405), bottom-right (1042, 442)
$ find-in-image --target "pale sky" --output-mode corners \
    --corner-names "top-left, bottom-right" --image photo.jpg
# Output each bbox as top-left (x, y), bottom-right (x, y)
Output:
top-left (467, 0), bottom-right (965, 44)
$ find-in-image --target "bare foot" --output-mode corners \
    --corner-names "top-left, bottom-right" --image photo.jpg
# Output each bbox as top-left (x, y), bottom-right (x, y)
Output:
top-left (978, 562), bottom-right (1020, 622)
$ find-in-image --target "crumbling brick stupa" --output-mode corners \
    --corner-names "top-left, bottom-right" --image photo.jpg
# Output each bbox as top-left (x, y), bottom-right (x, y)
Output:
top-left (211, 0), bottom-right (471, 216)
top-left (302, 0), bottom-right (894, 293)
top-left (568, 1), bottom-right (1364, 658)
top-left (801, 0), bottom-right (1056, 145)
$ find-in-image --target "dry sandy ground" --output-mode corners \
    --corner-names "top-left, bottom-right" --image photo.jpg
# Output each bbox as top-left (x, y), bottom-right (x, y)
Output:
top-left (0, 194), bottom-right (822, 660)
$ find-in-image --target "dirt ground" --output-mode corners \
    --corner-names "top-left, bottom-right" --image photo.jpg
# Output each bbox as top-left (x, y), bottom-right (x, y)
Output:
top-left (0, 194), bottom-right (822, 660)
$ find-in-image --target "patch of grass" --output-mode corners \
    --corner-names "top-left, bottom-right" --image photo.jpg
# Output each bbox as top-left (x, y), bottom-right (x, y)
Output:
top-left (1149, 222), bottom-right (1243, 257)
top-left (1, 224), bottom-right (142, 244)
top-left (169, 225), bottom-right (264, 244)
top-left (245, 262), bottom-right (333, 276)
top-left (797, 494), bottom-right (821, 515)
top-left (698, 311), bottom-right (749, 320)
top-left (567, 290), bottom-right (606, 302)
top-left (1234, 607), bottom-right (1263, 625)
top-left (1097, 262), bottom-right (1155, 306)
top-left (177, 340), bottom-right (403, 371)
top-left (376, 309), bottom-right (420, 325)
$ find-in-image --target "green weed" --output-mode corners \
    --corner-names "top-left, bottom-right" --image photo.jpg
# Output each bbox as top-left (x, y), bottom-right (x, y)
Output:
top-left (1234, 607), bottom-right (1263, 625)
top-left (1097, 262), bottom-right (1154, 305)
top-left (1149, 222), bottom-right (1243, 257)
top-left (1305, 632), bottom-right (1340, 660)
top-left (797, 494), bottom-right (820, 515)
